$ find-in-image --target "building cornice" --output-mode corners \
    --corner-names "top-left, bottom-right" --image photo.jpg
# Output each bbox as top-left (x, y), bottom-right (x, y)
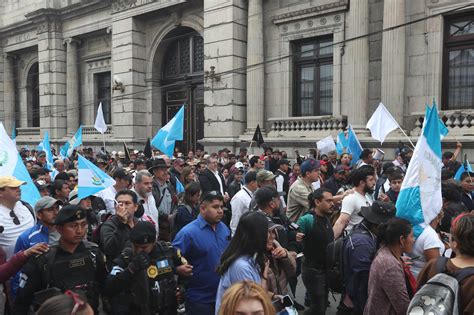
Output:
top-left (272, 0), bottom-right (349, 25)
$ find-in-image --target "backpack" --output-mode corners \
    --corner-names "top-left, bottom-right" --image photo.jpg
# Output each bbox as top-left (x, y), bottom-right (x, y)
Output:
top-left (407, 256), bottom-right (474, 315)
top-left (91, 213), bottom-right (113, 245)
top-left (325, 236), bottom-right (345, 293)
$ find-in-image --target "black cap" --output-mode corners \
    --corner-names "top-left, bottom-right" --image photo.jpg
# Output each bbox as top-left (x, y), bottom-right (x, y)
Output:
top-left (360, 201), bottom-right (396, 225)
top-left (255, 186), bottom-right (279, 207)
top-left (130, 221), bottom-right (156, 244)
top-left (113, 168), bottom-right (132, 180)
top-left (54, 205), bottom-right (86, 225)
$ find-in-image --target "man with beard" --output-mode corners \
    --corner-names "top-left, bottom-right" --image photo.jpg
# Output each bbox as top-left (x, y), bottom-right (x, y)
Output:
top-left (132, 170), bottom-right (159, 234)
top-left (295, 188), bottom-right (335, 315)
top-left (333, 165), bottom-right (376, 239)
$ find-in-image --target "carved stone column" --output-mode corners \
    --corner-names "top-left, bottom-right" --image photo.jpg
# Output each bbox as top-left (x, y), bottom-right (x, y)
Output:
top-left (346, 0), bottom-right (369, 130)
top-left (246, 0), bottom-right (264, 132)
top-left (3, 54), bottom-right (16, 135)
top-left (65, 38), bottom-right (81, 135)
top-left (381, 0), bottom-right (405, 124)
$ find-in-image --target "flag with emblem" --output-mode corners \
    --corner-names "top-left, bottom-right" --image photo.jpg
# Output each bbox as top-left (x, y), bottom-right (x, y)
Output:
top-left (0, 122), bottom-right (41, 206)
top-left (38, 131), bottom-right (55, 171)
top-left (157, 260), bottom-right (169, 268)
top-left (396, 105), bottom-right (443, 238)
top-left (77, 154), bottom-right (115, 200)
top-left (151, 105), bottom-right (184, 157)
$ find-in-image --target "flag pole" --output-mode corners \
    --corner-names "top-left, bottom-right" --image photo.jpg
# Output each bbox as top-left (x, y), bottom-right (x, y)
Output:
top-left (397, 127), bottom-right (415, 149)
top-left (248, 141), bottom-right (253, 154)
top-left (102, 132), bottom-right (106, 154)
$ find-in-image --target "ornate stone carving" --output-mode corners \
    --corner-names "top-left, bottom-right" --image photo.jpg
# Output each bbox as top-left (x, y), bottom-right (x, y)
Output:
top-left (272, 0), bottom-right (349, 25)
top-left (112, 0), bottom-right (177, 13)
top-left (320, 17), bottom-right (327, 25)
top-left (294, 23), bottom-right (300, 30)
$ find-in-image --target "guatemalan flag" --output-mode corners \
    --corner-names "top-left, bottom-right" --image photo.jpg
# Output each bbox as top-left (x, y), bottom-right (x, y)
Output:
top-left (77, 154), bottom-right (115, 200)
top-left (61, 126), bottom-right (83, 159)
top-left (151, 105), bottom-right (184, 158)
top-left (346, 126), bottom-right (363, 166)
top-left (39, 131), bottom-right (55, 171)
top-left (336, 131), bottom-right (347, 154)
top-left (0, 122), bottom-right (41, 206)
top-left (396, 105), bottom-right (443, 238)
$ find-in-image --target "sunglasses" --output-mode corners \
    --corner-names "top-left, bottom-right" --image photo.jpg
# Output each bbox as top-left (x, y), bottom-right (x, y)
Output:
top-left (10, 210), bottom-right (20, 225)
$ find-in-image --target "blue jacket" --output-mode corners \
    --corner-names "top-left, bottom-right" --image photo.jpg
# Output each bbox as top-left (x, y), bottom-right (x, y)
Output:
top-left (11, 224), bottom-right (50, 296)
top-left (343, 223), bottom-right (377, 312)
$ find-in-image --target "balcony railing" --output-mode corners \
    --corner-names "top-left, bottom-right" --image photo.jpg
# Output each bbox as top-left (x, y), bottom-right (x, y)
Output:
top-left (411, 109), bottom-right (474, 137)
top-left (268, 115), bottom-right (347, 137)
top-left (82, 125), bottom-right (113, 135)
top-left (16, 127), bottom-right (41, 137)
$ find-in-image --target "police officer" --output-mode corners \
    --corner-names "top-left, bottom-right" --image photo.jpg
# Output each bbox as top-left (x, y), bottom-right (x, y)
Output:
top-left (13, 205), bottom-right (107, 315)
top-left (105, 221), bottom-right (193, 315)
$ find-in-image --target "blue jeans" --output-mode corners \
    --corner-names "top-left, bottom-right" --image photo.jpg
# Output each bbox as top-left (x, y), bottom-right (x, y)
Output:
top-left (185, 300), bottom-right (215, 315)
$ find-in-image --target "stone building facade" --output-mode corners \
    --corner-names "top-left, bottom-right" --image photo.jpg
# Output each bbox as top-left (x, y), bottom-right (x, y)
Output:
top-left (1, 0), bottom-right (473, 157)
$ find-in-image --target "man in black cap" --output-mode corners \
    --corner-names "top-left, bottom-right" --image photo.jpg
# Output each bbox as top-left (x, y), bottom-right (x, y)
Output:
top-left (340, 200), bottom-right (395, 315)
top-left (13, 205), bottom-right (107, 314)
top-left (105, 221), bottom-right (193, 314)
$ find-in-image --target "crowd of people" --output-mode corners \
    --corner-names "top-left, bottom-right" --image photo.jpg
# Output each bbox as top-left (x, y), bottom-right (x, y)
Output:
top-left (0, 142), bottom-right (473, 315)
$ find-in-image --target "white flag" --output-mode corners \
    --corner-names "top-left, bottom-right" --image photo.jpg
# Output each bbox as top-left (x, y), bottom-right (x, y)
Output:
top-left (316, 135), bottom-right (337, 155)
top-left (94, 102), bottom-right (108, 134)
top-left (366, 103), bottom-right (400, 144)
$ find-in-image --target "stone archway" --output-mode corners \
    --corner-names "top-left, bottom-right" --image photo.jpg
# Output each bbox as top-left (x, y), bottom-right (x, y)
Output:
top-left (148, 24), bottom-right (204, 153)
top-left (26, 62), bottom-right (40, 127)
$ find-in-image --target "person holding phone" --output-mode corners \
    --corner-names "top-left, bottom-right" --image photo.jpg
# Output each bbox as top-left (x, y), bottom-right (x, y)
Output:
top-left (265, 223), bottom-right (297, 312)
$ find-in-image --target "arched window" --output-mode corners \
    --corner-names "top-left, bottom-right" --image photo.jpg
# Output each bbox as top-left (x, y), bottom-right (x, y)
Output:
top-left (26, 62), bottom-right (39, 127)
top-left (163, 30), bottom-right (203, 80)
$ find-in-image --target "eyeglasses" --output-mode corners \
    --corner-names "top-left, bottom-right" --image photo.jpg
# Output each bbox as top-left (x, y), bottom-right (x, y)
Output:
top-left (65, 290), bottom-right (86, 315)
top-left (10, 210), bottom-right (20, 225)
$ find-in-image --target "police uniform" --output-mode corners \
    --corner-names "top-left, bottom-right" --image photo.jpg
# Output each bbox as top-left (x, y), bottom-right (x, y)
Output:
top-left (13, 205), bottom-right (107, 315)
top-left (105, 221), bottom-right (185, 315)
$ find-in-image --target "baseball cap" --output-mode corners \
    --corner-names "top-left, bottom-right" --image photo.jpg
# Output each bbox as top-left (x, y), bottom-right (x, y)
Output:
top-left (54, 205), bottom-right (86, 225)
top-left (0, 176), bottom-right (26, 188)
top-left (360, 201), bottom-right (396, 225)
top-left (174, 158), bottom-right (186, 166)
top-left (335, 165), bottom-right (351, 173)
top-left (235, 162), bottom-right (245, 169)
top-left (34, 196), bottom-right (63, 213)
top-left (300, 159), bottom-right (320, 174)
top-left (130, 221), bottom-right (156, 244)
top-left (256, 170), bottom-right (276, 183)
top-left (255, 186), bottom-right (279, 207)
top-left (319, 160), bottom-right (329, 166)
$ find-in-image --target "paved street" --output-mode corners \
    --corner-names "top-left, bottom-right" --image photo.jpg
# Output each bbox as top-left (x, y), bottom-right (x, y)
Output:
top-left (294, 275), bottom-right (340, 315)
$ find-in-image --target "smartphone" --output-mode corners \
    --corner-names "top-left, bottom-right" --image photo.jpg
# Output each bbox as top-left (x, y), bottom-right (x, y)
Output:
top-left (272, 295), bottom-right (294, 312)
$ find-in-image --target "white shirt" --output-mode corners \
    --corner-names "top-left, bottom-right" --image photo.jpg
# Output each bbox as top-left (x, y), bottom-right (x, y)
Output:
top-left (409, 226), bottom-right (444, 277)
top-left (95, 185), bottom-right (118, 215)
top-left (230, 186), bottom-right (254, 236)
top-left (341, 191), bottom-right (373, 233)
top-left (132, 189), bottom-right (160, 236)
top-left (212, 170), bottom-right (224, 195)
top-left (0, 201), bottom-right (35, 259)
top-left (275, 175), bottom-right (287, 208)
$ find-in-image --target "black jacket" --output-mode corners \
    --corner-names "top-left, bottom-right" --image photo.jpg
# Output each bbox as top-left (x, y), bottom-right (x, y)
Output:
top-left (198, 169), bottom-right (226, 194)
top-left (100, 216), bottom-right (136, 264)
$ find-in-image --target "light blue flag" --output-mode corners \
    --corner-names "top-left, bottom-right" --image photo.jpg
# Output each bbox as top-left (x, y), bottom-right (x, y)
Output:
top-left (0, 122), bottom-right (41, 207)
top-left (40, 131), bottom-right (54, 171)
top-left (176, 177), bottom-right (185, 194)
top-left (77, 155), bottom-right (115, 200)
top-left (59, 142), bottom-right (70, 159)
top-left (346, 126), bottom-right (362, 166)
top-left (454, 160), bottom-right (473, 181)
top-left (336, 131), bottom-right (347, 154)
top-left (425, 101), bottom-right (449, 139)
top-left (396, 105), bottom-right (443, 238)
top-left (151, 105), bottom-right (185, 157)
top-left (11, 122), bottom-right (16, 140)
top-left (65, 126), bottom-right (83, 157)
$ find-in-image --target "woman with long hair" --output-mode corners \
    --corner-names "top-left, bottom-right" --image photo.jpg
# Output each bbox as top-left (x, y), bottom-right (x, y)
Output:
top-left (173, 182), bottom-right (201, 237)
top-left (215, 211), bottom-right (270, 312)
top-left (417, 213), bottom-right (474, 314)
top-left (218, 281), bottom-right (275, 315)
top-left (180, 166), bottom-right (197, 186)
top-left (364, 217), bottom-right (415, 315)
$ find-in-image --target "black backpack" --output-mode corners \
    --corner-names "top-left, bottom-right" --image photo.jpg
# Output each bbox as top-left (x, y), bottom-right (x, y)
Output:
top-left (326, 236), bottom-right (345, 293)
